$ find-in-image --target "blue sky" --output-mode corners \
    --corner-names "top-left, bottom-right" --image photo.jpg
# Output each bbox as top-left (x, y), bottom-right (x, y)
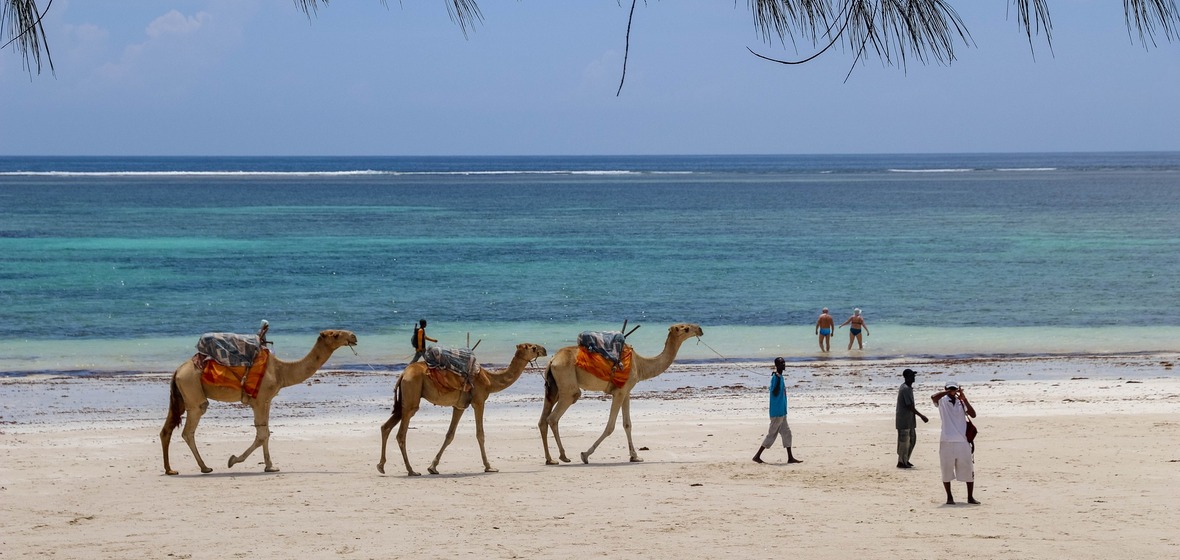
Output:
top-left (1, 0), bottom-right (1177, 155)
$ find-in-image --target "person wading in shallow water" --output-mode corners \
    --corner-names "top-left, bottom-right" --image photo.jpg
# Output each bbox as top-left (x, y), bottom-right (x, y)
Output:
top-left (753, 357), bottom-right (802, 465)
top-left (839, 308), bottom-right (869, 350)
top-left (815, 308), bottom-right (835, 352)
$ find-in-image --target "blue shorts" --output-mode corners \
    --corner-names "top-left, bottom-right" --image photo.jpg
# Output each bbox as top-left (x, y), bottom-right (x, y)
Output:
top-left (819, 328), bottom-right (831, 336)
top-left (850, 328), bottom-right (862, 336)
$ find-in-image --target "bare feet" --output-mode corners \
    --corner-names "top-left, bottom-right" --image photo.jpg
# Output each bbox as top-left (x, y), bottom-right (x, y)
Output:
top-left (753, 456), bottom-right (765, 464)
top-left (968, 498), bottom-right (981, 505)
top-left (788, 458), bottom-right (803, 464)
top-left (897, 462), bottom-right (911, 469)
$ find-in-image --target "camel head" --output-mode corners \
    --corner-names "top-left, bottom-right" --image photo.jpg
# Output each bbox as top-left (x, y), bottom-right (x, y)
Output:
top-left (516, 343), bottom-right (548, 362)
top-left (318, 329), bottom-right (359, 350)
top-left (668, 323), bottom-right (704, 342)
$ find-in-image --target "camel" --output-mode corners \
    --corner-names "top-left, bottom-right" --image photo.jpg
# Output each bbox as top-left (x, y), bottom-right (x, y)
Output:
top-left (377, 342), bottom-right (548, 476)
top-left (538, 323), bottom-right (703, 465)
top-left (160, 329), bottom-right (358, 475)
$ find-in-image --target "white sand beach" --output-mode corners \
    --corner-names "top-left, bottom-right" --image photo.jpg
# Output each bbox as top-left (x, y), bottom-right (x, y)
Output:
top-left (2, 354), bottom-right (1178, 559)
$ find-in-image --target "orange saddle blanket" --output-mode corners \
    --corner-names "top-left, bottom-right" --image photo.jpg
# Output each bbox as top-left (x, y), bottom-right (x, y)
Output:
top-left (199, 350), bottom-right (271, 398)
top-left (576, 346), bottom-right (633, 389)
top-left (426, 367), bottom-right (487, 393)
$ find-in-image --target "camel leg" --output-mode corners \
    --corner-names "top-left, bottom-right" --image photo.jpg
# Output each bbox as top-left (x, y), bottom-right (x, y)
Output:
top-left (180, 401), bottom-right (214, 474)
top-left (621, 393), bottom-right (642, 462)
top-left (160, 377), bottom-right (185, 475)
top-left (546, 392), bottom-right (580, 464)
top-left (472, 401), bottom-right (497, 473)
top-left (160, 421), bottom-right (177, 476)
top-left (397, 403), bottom-right (421, 476)
top-left (228, 401), bottom-right (276, 472)
top-left (377, 414), bottom-right (402, 474)
top-left (581, 393), bottom-right (625, 464)
top-left (428, 406), bottom-right (466, 475)
top-left (538, 395), bottom-right (558, 465)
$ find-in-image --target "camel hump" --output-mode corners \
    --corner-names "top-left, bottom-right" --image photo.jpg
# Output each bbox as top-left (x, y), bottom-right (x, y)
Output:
top-left (424, 346), bottom-right (478, 378)
top-left (578, 331), bottom-right (627, 367)
top-left (196, 332), bottom-right (263, 368)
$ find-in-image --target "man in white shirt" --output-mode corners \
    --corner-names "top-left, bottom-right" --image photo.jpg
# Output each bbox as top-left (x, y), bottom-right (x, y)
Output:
top-left (931, 382), bottom-right (979, 505)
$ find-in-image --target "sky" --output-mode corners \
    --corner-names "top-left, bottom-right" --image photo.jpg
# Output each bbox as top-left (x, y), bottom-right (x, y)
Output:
top-left (1, 0), bottom-right (1178, 156)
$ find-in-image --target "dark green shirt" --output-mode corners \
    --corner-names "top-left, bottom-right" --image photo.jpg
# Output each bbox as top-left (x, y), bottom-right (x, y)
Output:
top-left (896, 383), bottom-right (916, 430)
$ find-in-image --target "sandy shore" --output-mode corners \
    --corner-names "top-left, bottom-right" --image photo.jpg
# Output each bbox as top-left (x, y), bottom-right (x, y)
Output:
top-left (2, 354), bottom-right (1179, 559)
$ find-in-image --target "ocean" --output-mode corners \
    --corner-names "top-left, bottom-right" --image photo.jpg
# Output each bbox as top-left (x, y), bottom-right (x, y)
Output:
top-left (2, 153), bottom-right (1179, 377)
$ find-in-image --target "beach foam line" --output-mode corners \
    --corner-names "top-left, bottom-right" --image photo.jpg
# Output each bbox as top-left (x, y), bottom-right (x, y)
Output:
top-left (888, 168), bottom-right (975, 173)
top-left (0, 169), bottom-right (654, 178)
top-left (0, 170), bottom-right (385, 177)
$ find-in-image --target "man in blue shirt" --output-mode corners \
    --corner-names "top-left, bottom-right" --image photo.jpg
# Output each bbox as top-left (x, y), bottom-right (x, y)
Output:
top-left (753, 357), bottom-right (802, 464)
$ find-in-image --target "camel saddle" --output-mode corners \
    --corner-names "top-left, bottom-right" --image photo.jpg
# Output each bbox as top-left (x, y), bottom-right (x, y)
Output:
top-left (423, 347), bottom-right (482, 392)
top-left (577, 331), bottom-right (633, 389)
top-left (193, 333), bottom-right (270, 399)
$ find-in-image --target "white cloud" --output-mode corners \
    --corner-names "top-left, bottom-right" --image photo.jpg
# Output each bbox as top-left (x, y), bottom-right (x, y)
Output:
top-left (145, 10), bottom-right (211, 40)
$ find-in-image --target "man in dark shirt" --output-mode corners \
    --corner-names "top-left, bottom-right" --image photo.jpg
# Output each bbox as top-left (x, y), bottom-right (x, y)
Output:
top-left (896, 368), bottom-right (928, 468)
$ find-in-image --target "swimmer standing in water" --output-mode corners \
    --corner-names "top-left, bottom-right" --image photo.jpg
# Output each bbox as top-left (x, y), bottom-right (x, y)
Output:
top-left (815, 308), bottom-right (834, 352)
top-left (838, 308), bottom-right (869, 350)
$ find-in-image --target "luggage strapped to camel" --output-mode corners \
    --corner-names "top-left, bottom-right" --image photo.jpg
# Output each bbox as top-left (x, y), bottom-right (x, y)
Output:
top-left (193, 331), bottom-right (271, 399)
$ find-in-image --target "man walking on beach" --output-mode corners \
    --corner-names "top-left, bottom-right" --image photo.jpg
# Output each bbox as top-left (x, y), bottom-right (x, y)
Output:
top-left (932, 382), bottom-right (979, 505)
top-left (896, 368), bottom-right (929, 468)
top-left (409, 319), bottom-right (437, 364)
top-left (815, 308), bottom-right (834, 352)
top-left (753, 357), bottom-right (802, 465)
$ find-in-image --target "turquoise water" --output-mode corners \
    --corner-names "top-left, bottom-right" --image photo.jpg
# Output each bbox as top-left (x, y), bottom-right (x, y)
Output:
top-left (1, 153), bottom-right (1178, 374)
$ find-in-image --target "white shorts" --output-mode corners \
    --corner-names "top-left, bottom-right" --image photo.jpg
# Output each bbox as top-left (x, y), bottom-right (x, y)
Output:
top-left (939, 441), bottom-right (974, 483)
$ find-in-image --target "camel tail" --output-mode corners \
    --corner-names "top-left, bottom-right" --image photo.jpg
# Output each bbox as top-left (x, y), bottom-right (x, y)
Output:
top-left (165, 373), bottom-right (184, 431)
top-left (543, 365), bottom-right (556, 402)
top-left (391, 378), bottom-right (404, 420)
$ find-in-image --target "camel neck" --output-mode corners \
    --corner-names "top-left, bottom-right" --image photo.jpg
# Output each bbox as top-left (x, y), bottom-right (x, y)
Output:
top-left (633, 334), bottom-right (686, 382)
top-left (485, 352), bottom-right (530, 393)
top-left (274, 341), bottom-right (332, 388)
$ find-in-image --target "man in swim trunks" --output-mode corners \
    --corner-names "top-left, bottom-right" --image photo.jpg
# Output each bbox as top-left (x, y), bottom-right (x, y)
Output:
top-left (838, 308), bottom-right (869, 350)
top-left (815, 308), bottom-right (834, 352)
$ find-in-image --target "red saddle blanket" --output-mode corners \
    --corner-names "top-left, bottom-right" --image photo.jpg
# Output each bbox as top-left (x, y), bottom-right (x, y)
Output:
top-left (576, 346), bottom-right (633, 389)
top-left (198, 350), bottom-right (271, 398)
top-left (427, 367), bottom-right (487, 393)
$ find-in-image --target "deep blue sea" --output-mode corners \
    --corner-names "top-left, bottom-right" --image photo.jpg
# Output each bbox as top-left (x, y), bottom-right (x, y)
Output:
top-left (2, 153), bottom-right (1178, 375)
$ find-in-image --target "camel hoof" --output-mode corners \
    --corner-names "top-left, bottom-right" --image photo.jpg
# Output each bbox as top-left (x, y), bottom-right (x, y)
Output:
top-left (545, 459), bottom-right (559, 466)
top-left (485, 467), bottom-right (499, 473)
top-left (227, 455), bottom-right (237, 468)
top-left (377, 464), bottom-right (386, 474)
top-left (427, 467), bottom-right (439, 475)
top-left (265, 466), bottom-right (280, 473)
top-left (165, 470), bottom-right (178, 476)
top-left (559, 455), bottom-right (571, 463)
top-left (201, 466), bottom-right (213, 474)
top-left (580, 452), bottom-right (590, 464)
top-left (630, 456), bottom-right (644, 463)
top-left (408, 471), bottom-right (421, 477)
